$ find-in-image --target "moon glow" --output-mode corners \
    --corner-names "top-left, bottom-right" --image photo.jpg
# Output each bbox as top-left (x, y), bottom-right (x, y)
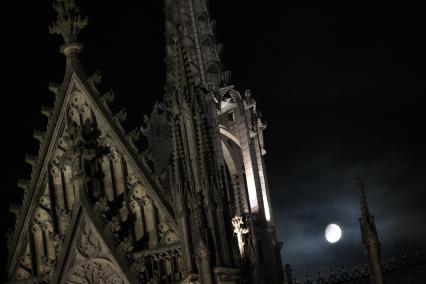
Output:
top-left (325, 224), bottom-right (342, 243)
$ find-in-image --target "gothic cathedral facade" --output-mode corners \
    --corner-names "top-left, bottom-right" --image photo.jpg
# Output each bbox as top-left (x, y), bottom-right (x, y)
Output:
top-left (5, 0), bottom-right (284, 283)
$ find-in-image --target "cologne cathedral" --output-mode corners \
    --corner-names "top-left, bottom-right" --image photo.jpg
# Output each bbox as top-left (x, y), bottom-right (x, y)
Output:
top-left (5, 0), bottom-right (284, 283)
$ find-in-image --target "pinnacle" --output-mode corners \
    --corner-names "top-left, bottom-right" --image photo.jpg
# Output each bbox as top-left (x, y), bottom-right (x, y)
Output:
top-left (49, 0), bottom-right (88, 45)
top-left (49, 82), bottom-right (62, 96)
top-left (41, 106), bottom-right (54, 118)
top-left (101, 90), bottom-right (115, 104)
top-left (33, 130), bottom-right (46, 143)
top-left (17, 179), bottom-right (30, 191)
top-left (88, 70), bottom-right (103, 86)
top-left (25, 154), bottom-right (38, 168)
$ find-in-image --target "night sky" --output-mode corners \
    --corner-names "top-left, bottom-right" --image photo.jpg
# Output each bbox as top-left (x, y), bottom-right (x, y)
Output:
top-left (1, 1), bottom-right (425, 281)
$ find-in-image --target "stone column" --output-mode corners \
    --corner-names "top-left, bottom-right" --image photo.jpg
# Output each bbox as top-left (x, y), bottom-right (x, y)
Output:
top-left (130, 200), bottom-right (144, 241)
top-left (112, 149), bottom-right (125, 196)
top-left (143, 196), bottom-right (158, 248)
top-left (63, 165), bottom-right (75, 210)
top-left (45, 222), bottom-right (56, 264)
top-left (32, 224), bottom-right (45, 275)
top-left (100, 155), bottom-right (114, 201)
top-left (197, 241), bottom-right (212, 284)
top-left (51, 167), bottom-right (65, 209)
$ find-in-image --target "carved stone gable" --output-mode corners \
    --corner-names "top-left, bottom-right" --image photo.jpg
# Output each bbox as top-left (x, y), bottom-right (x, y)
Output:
top-left (58, 215), bottom-right (129, 284)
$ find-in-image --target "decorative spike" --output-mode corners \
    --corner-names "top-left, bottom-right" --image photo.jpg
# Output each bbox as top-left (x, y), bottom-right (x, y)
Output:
top-left (25, 154), bottom-right (38, 168)
top-left (41, 106), bottom-right (54, 118)
top-left (89, 70), bottom-right (102, 86)
top-left (17, 179), bottom-right (30, 191)
top-left (9, 204), bottom-right (21, 216)
top-left (49, 82), bottom-right (62, 96)
top-left (101, 89), bottom-right (115, 103)
top-left (119, 237), bottom-right (134, 254)
top-left (33, 130), bottom-right (46, 143)
top-left (113, 108), bottom-right (127, 124)
top-left (128, 128), bottom-right (141, 143)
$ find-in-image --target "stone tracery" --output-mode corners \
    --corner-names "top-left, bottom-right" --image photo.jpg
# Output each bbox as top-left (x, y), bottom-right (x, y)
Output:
top-left (66, 261), bottom-right (124, 284)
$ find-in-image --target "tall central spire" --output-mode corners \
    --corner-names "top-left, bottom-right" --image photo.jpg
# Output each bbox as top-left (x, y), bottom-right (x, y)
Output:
top-left (356, 178), bottom-right (384, 284)
top-left (164, 0), bottom-right (229, 91)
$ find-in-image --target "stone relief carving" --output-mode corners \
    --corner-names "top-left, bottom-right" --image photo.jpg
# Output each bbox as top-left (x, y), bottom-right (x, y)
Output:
top-left (158, 223), bottom-right (178, 246)
top-left (93, 197), bottom-right (110, 219)
top-left (17, 243), bottom-right (33, 278)
top-left (40, 195), bottom-right (52, 209)
top-left (53, 233), bottom-right (65, 257)
top-left (56, 207), bottom-right (72, 227)
top-left (77, 222), bottom-right (101, 259)
top-left (14, 267), bottom-right (32, 281)
top-left (65, 219), bottom-right (126, 283)
top-left (66, 261), bottom-right (124, 284)
top-left (128, 181), bottom-right (147, 203)
top-left (19, 254), bottom-right (32, 270)
top-left (232, 216), bottom-right (249, 258)
top-left (34, 207), bottom-right (51, 225)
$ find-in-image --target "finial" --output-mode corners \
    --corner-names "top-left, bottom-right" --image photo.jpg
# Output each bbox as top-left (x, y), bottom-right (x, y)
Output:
top-left (49, 0), bottom-right (88, 44)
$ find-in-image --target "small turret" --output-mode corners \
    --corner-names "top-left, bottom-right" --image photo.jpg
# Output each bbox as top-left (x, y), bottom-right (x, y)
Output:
top-left (284, 264), bottom-right (295, 284)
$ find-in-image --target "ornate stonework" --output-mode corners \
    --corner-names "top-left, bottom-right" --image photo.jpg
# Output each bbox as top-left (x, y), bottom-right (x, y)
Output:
top-left (158, 222), bottom-right (179, 246)
top-left (6, 0), bottom-right (284, 283)
top-left (77, 223), bottom-right (102, 259)
top-left (66, 261), bottom-right (123, 284)
top-left (231, 216), bottom-right (249, 258)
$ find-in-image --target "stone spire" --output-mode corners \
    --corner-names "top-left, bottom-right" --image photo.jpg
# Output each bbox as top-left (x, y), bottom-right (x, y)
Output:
top-left (356, 178), bottom-right (384, 284)
top-left (164, 0), bottom-right (230, 91)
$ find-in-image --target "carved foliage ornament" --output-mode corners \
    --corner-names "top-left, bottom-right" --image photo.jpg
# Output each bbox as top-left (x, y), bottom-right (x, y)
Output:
top-left (158, 223), bottom-right (179, 246)
top-left (77, 222), bottom-right (101, 259)
top-left (15, 267), bottom-right (31, 281)
top-left (232, 216), bottom-right (249, 258)
top-left (66, 261), bottom-right (123, 284)
top-left (49, 0), bottom-right (88, 44)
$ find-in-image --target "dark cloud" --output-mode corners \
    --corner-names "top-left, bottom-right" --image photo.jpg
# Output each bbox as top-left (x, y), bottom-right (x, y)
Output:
top-left (268, 136), bottom-right (426, 278)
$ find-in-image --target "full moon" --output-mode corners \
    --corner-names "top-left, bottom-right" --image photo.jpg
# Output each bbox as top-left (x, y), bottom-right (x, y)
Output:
top-left (325, 224), bottom-right (342, 243)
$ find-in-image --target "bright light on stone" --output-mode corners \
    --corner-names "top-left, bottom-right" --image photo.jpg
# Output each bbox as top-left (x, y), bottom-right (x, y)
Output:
top-left (325, 224), bottom-right (342, 243)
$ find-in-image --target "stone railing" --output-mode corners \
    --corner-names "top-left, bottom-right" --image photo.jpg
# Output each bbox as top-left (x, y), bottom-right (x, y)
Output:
top-left (285, 252), bottom-right (426, 284)
top-left (132, 245), bottom-right (183, 284)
